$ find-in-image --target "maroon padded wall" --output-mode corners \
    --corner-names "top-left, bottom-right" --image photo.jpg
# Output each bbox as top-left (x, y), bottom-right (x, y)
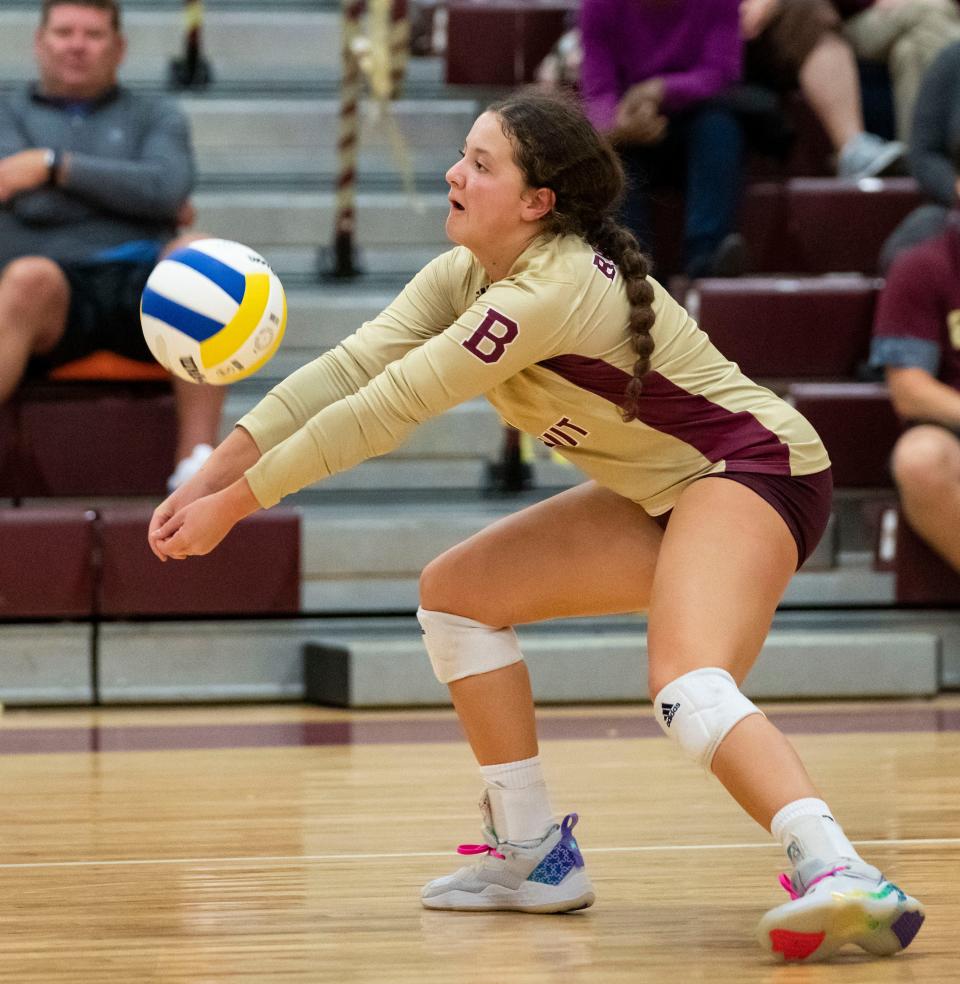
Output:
top-left (97, 507), bottom-right (301, 616)
top-left (0, 508), bottom-right (95, 618)
top-left (15, 384), bottom-right (176, 497)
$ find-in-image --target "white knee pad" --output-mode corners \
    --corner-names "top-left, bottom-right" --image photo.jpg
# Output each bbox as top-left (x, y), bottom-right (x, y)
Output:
top-left (417, 607), bottom-right (523, 684)
top-left (654, 667), bottom-right (764, 770)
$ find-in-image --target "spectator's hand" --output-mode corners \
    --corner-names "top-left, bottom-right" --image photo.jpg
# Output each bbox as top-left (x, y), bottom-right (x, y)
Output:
top-left (740, 0), bottom-right (781, 40)
top-left (0, 149), bottom-right (51, 203)
top-left (620, 78), bottom-right (665, 114)
top-left (615, 109), bottom-right (668, 145)
top-left (176, 199), bottom-right (196, 228)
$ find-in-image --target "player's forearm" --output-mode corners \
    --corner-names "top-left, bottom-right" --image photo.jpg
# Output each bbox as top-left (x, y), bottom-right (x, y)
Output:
top-left (194, 426), bottom-right (263, 495)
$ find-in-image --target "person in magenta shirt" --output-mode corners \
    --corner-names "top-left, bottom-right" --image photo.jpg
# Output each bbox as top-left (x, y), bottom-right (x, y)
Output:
top-left (579, 0), bottom-right (746, 279)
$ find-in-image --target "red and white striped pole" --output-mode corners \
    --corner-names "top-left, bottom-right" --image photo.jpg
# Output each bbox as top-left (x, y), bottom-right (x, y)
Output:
top-left (332, 0), bottom-right (366, 277)
top-left (169, 0), bottom-right (212, 89)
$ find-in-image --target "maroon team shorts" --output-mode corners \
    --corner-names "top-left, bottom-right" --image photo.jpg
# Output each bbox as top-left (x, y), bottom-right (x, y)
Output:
top-left (652, 468), bottom-right (834, 570)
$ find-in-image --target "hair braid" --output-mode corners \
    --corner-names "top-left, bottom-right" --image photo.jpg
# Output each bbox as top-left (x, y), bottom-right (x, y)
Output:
top-left (491, 89), bottom-right (656, 420)
top-left (590, 218), bottom-right (656, 420)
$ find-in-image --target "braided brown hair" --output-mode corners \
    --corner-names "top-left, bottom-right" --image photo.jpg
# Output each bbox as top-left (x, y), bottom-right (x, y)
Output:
top-left (490, 89), bottom-right (656, 420)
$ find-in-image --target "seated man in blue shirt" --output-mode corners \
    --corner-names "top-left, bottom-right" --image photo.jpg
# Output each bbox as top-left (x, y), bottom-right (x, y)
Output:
top-left (0, 0), bottom-right (222, 490)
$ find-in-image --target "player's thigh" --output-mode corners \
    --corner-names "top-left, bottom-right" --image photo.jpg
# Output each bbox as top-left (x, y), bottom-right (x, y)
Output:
top-left (646, 476), bottom-right (798, 695)
top-left (419, 481), bottom-right (665, 625)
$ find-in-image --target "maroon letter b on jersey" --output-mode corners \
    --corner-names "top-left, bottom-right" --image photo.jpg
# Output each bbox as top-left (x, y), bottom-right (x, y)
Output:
top-left (462, 308), bottom-right (519, 364)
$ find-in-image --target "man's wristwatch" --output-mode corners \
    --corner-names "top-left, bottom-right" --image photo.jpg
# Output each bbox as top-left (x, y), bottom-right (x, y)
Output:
top-left (43, 148), bottom-right (60, 186)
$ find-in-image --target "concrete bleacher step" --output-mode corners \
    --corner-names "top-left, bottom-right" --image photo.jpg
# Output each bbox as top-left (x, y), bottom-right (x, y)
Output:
top-left (4, 607), bottom-right (949, 706)
top-left (184, 96), bottom-right (478, 180)
top-left (304, 611), bottom-right (942, 705)
top-left (194, 189), bottom-right (449, 249)
top-left (217, 398), bottom-right (575, 500)
top-left (0, 7), bottom-right (348, 82)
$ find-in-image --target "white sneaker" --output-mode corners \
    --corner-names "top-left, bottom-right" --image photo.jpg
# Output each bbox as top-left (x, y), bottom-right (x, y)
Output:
top-left (757, 857), bottom-right (925, 962)
top-left (837, 132), bottom-right (905, 180)
top-left (421, 793), bottom-right (595, 913)
top-left (166, 443), bottom-right (213, 493)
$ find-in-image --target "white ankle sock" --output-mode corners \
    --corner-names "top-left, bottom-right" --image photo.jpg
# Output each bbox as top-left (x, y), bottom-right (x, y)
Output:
top-left (770, 797), bottom-right (862, 867)
top-left (479, 756), bottom-right (554, 844)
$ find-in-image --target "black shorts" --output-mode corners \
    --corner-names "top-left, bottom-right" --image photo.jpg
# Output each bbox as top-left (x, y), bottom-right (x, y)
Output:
top-left (38, 257), bottom-right (159, 369)
top-left (653, 468), bottom-right (834, 570)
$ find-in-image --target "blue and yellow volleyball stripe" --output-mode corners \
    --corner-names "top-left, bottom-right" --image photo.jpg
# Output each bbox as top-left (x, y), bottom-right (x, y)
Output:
top-left (140, 246), bottom-right (285, 380)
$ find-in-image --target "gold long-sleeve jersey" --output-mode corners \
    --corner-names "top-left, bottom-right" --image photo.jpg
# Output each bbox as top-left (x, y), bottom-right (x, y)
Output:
top-left (239, 234), bottom-right (829, 512)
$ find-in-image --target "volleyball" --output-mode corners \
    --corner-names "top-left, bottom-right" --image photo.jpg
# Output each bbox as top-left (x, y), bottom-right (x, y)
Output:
top-left (140, 238), bottom-right (286, 385)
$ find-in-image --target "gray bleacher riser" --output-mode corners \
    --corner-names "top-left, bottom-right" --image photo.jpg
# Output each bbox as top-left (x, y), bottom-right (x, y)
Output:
top-left (282, 288), bottom-right (400, 351)
top-left (303, 621), bottom-right (941, 706)
top-left (265, 245), bottom-right (449, 280)
top-left (216, 401), bottom-right (577, 494)
top-left (0, 10), bottom-right (346, 80)
top-left (96, 620), bottom-right (318, 702)
top-left (184, 99), bottom-right (479, 178)
top-left (0, 615), bottom-right (950, 706)
top-left (0, 625), bottom-right (93, 704)
top-left (194, 191), bottom-right (450, 249)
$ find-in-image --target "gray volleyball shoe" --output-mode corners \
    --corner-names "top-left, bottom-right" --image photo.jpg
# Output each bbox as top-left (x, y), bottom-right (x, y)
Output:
top-left (421, 792), bottom-right (595, 913)
top-left (757, 856), bottom-right (925, 962)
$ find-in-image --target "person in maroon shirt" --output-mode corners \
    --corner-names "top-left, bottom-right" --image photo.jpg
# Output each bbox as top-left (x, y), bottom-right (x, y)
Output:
top-left (870, 203), bottom-right (960, 570)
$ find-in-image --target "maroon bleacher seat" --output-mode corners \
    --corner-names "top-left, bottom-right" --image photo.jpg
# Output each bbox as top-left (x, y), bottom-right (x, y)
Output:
top-left (97, 506), bottom-right (301, 616)
top-left (876, 506), bottom-right (960, 605)
top-left (0, 404), bottom-right (16, 498)
top-left (692, 275), bottom-right (880, 379)
top-left (788, 382), bottom-right (901, 488)
top-left (0, 508), bottom-right (95, 618)
top-left (446, 0), bottom-right (575, 85)
top-left (13, 380), bottom-right (176, 497)
top-left (786, 177), bottom-right (922, 275)
top-left (738, 182), bottom-right (794, 274)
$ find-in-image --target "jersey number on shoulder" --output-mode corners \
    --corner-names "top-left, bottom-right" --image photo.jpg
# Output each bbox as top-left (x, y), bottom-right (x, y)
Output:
top-left (593, 253), bottom-right (616, 280)
top-left (462, 307), bottom-right (519, 364)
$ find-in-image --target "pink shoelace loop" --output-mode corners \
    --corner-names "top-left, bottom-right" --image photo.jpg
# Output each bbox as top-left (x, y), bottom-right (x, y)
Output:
top-left (457, 843), bottom-right (505, 860)
top-left (779, 865), bottom-right (849, 901)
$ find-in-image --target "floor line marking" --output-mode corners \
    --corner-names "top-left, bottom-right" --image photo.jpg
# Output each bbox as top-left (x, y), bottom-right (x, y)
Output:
top-left (1, 837), bottom-right (957, 871)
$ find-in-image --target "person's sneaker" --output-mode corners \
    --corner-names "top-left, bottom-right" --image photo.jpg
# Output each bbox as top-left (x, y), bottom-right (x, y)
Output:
top-left (166, 443), bottom-right (213, 493)
top-left (421, 795), bottom-right (595, 913)
top-left (837, 132), bottom-right (905, 180)
top-left (757, 857), bottom-right (925, 962)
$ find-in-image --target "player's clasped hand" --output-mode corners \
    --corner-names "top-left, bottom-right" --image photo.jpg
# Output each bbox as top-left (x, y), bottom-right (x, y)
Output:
top-left (149, 478), bottom-right (261, 561)
top-left (149, 492), bottom-right (236, 560)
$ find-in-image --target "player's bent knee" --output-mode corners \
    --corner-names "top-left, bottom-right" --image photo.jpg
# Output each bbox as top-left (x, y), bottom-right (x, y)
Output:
top-left (653, 667), bottom-right (764, 770)
top-left (416, 607), bottom-right (522, 684)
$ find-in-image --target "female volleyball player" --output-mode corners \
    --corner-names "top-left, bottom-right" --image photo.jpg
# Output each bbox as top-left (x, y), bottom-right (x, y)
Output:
top-left (147, 90), bottom-right (924, 962)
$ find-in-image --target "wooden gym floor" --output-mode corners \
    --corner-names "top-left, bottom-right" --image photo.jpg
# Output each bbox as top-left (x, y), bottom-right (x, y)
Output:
top-left (0, 696), bottom-right (957, 983)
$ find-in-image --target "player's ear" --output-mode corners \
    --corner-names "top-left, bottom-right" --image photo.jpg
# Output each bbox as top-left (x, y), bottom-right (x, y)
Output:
top-left (522, 186), bottom-right (556, 222)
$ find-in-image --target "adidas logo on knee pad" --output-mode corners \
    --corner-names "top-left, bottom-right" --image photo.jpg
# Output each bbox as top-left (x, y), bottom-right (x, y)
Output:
top-left (661, 701), bottom-right (681, 727)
